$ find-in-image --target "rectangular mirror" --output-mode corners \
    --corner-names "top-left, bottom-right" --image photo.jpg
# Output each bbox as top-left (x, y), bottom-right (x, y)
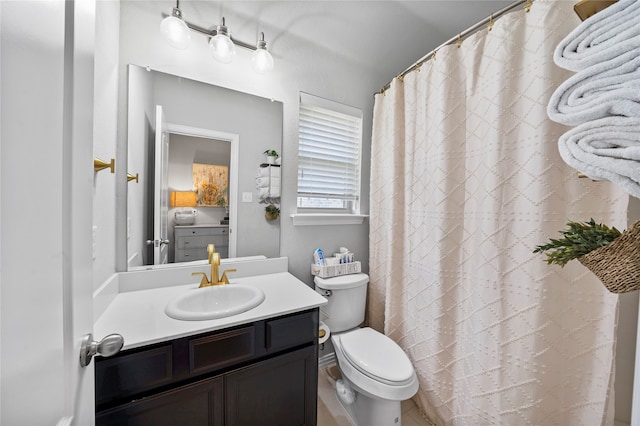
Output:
top-left (126, 64), bottom-right (282, 269)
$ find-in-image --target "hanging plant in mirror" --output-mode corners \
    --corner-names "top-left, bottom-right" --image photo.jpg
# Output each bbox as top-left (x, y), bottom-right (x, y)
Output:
top-left (264, 149), bottom-right (279, 165)
top-left (265, 204), bottom-right (280, 221)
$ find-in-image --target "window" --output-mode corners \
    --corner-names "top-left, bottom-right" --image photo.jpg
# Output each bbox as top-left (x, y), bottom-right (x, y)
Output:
top-left (297, 92), bottom-right (363, 213)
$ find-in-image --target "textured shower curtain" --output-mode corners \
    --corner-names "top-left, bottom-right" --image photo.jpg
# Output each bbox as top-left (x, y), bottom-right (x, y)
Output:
top-left (368, 1), bottom-right (629, 425)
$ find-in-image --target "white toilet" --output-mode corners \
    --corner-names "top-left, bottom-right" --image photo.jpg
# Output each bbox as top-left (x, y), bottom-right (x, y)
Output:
top-left (314, 273), bottom-right (418, 426)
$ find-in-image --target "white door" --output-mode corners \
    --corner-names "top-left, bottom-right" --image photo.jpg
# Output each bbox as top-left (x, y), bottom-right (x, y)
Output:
top-left (63, 0), bottom-right (103, 424)
top-left (1, 0), bottom-right (105, 424)
top-left (154, 105), bottom-right (170, 265)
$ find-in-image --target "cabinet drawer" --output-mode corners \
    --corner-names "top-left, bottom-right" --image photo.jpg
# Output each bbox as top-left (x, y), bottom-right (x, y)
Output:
top-left (175, 227), bottom-right (229, 237)
top-left (178, 235), bottom-right (226, 249)
top-left (189, 326), bottom-right (256, 376)
top-left (95, 344), bottom-right (173, 407)
top-left (176, 248), bottom-right (209, 261)
top-left (265, 310), bottom-right (318, 353)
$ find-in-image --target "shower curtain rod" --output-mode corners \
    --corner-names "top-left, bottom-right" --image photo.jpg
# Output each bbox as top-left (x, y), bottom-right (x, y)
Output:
top-left (377, 0), bottom-right (531, 95)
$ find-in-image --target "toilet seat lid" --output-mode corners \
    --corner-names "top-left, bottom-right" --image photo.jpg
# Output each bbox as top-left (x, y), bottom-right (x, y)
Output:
top-left (340, 328), bottom-right (414, 385)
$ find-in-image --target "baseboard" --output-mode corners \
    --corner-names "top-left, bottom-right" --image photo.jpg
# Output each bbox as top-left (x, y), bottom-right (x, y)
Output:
top-left (319, 352), bottom-right (336, 368)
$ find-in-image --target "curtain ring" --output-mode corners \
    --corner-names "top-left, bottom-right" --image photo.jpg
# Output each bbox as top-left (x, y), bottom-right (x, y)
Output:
top-left (488, 14), bottom-right (494, 31)
top-left (524, 0), bottom-right (532, 12)
top-left (431, 50), bottom-right (437, 61)
top-left (457, 33), bottom-right (462, 48)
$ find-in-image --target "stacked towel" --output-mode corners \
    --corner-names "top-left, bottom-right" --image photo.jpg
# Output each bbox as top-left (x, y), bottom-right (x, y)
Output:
top-left (549, 0), bottom-right (640, 200)
top-left (255, 165), bottom-right (281, 200)
top-left (547, 47), bottom-right (640, 125)
top-left (256, 165), bottom-right (281, 178)
top-left (269, 177), bottom-right (281, 198)
top-left (554, 0), bottom-right (640, 71)
top-left (558, 116), bottom-right (640, 198)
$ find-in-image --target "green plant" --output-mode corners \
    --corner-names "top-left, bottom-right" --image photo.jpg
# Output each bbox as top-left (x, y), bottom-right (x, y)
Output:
top-left (265, 204), bottom-right (280, 215)
top-left (264, 149), bottom-right (279, 158)
top-left (533, 218), bottom-right (622, 267)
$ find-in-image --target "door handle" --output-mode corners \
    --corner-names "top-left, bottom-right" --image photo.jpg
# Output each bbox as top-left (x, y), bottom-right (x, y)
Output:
top-left (79, 333), bottom-right (124, 367)
top-left (146, 239), bottom-right (170, 247)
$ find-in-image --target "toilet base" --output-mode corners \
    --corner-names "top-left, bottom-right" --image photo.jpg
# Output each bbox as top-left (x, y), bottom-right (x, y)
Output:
top-left (335, 378), bottom-right (402, 426)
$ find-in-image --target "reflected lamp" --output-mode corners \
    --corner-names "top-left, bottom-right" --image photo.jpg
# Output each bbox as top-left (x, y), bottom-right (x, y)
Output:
top-left (170, 191), bottom-right (198, 207)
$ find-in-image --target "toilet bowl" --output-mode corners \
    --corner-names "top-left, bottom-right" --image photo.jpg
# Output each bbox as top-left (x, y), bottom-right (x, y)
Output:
top-left (314, 273), bottom-right (418, 425)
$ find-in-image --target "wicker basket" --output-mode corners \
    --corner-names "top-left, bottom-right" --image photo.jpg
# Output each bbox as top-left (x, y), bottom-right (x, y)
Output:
top-left (578, 220), bottom-right (640, 293)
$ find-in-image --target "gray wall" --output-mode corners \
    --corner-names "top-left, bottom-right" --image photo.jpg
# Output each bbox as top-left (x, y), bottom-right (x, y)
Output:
top-left (115, 0), bottom-right (374, 286)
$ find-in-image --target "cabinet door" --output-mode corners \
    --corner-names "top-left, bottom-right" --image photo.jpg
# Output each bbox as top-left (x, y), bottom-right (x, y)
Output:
top-left (225, 345), bottom-right (317, 426)
top-left (96, 376), bottom-right (223, 426)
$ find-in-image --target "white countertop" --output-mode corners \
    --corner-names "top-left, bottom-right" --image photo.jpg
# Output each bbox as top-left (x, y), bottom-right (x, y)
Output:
top-left (94, 271), bottom-right (327, 350)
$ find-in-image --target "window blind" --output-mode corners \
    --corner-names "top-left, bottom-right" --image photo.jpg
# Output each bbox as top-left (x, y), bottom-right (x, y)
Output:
top-left (297, 93), bottom-right (362, 210)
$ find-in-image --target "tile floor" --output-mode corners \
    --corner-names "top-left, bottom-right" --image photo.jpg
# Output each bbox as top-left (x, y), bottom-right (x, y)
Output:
top-left (317, 364), bottom-right (433, 426)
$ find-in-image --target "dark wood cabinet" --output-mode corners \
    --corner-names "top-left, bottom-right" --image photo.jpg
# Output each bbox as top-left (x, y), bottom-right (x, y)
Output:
top-left (95, 309), bottom-right (318, 426)
top-left (225, 345), bottom-right (317, 426)
top-left (96, 376), bottom-right (224, 426)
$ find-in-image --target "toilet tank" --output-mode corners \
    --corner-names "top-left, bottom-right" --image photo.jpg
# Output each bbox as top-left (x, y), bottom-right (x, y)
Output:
top-left (314, 273), bottom-right (369, 333)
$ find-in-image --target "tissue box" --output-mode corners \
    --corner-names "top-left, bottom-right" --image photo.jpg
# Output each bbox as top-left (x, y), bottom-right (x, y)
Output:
top-left (175, 210), bottom-right (196, 225)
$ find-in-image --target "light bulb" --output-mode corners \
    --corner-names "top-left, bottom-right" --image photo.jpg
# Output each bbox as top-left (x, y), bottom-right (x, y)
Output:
top-left (209, 19), bottom-right (236, 64)
top-left (251, 32), bottom-right (274, 74)
top-left (160, 7), bottom-right (190, 50)
top-left (252, 49), bottom-right (274, 74)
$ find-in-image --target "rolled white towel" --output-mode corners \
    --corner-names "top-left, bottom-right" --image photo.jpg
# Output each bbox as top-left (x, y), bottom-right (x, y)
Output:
top-left (557, 116), bottom-right (640, 199)
top-left (257, 187), bottom-right (269, 199)
top-left (256, 167), bottom-right (270, 178)
top-left (547, 47), bottom-right (640, 126)
top-left (554, 0), bottom-right (640, 71)
top-left (255, 177), bottom-right (269, 188)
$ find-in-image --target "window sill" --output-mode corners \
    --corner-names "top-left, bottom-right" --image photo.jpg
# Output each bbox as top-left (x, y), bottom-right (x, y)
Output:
top-left (290, 213), bottom-right (368, 226)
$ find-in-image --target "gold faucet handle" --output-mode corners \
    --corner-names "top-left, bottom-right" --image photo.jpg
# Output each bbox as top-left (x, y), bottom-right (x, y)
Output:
top-left (220, 269), bottom-right (237, 284)
top-left (212, 252), bottom-right (221, 265)
top-left (192, 272), bottom-right (210, 287)
top-left (207, 244), bottom-right (216, 255)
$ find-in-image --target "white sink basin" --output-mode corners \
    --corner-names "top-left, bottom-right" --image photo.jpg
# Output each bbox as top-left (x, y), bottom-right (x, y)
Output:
top-left (165, 284), bottom-right (266, 321)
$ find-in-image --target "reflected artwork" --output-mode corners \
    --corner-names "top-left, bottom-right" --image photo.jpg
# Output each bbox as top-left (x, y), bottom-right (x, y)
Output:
top-left (192, 163), bottom-right (228, 207)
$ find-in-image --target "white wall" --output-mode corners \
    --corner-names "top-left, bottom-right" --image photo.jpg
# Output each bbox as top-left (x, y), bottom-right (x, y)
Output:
top-left (619, 198), bottom-right (640, 425)
top-left (93, 0), bottom-right (120, 289)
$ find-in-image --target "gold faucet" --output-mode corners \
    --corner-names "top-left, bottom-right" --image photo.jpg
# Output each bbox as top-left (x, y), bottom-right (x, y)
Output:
top-left (192, 244), bottom-right (236, 287)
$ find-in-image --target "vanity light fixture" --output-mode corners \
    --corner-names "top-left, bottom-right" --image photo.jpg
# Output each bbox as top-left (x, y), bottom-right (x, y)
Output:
top-left (160, 0), bottom-right (191, 50)
top-left (160, 5), bottom-right (274, 73)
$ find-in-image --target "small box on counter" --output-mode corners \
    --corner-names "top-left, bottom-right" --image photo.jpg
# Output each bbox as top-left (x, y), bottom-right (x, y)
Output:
top-left (311, 261), bottom-right (361, 278)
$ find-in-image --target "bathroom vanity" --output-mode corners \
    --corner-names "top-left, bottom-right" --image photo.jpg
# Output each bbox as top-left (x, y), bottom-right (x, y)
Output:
top-left (95, 309), bottom-right (318, 425)
top-left (93, 260), bottom-right (326, 425)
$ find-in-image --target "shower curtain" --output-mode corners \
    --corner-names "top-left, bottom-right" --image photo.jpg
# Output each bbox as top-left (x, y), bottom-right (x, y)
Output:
top-left (368, 1), bottom-right (629, 425)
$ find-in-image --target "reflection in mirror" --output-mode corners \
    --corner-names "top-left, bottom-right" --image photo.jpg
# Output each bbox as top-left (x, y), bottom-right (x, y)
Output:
top-left (126, 65), bottom-right (282, 270)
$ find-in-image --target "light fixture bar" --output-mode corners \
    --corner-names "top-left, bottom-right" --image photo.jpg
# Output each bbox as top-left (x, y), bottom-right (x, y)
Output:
top-left (161, 14), bottom-right (258, 51)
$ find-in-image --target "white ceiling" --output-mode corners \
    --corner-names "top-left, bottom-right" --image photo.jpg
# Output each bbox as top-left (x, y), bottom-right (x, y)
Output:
top-left (168, 1), bottom-right (519, 89)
